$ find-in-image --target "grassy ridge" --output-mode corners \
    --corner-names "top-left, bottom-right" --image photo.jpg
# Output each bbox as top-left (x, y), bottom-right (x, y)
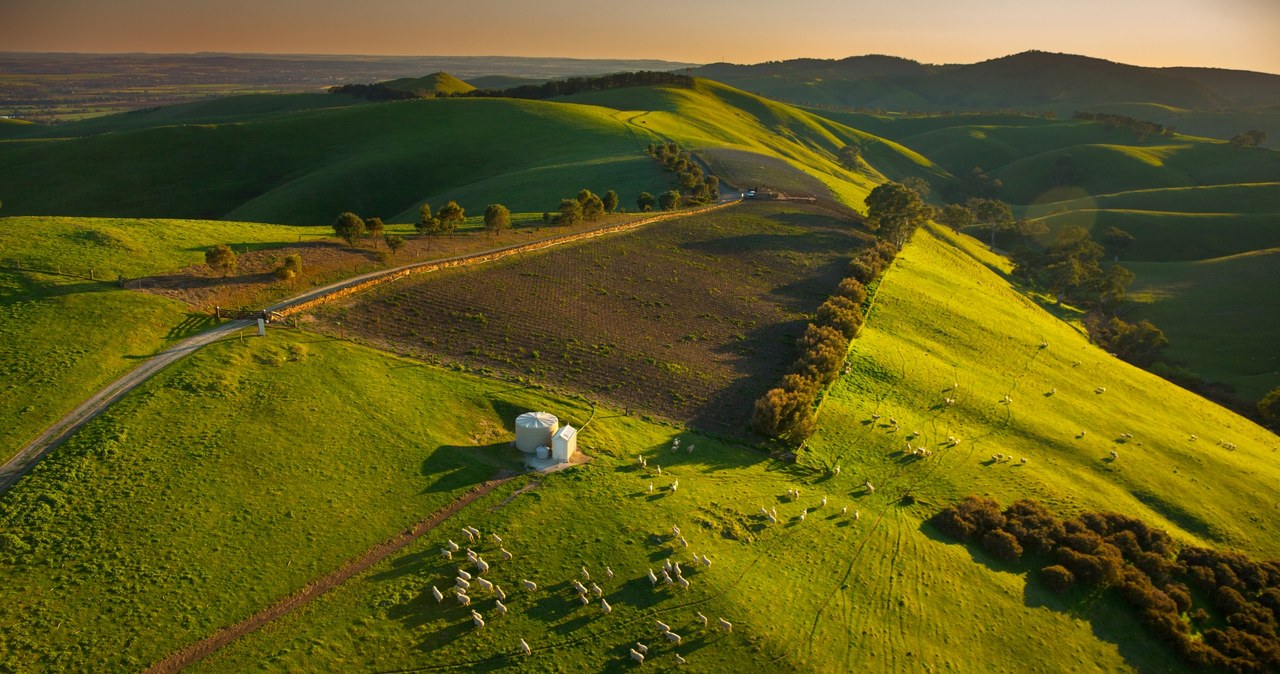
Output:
top-left (1125, 248), bottom-right (1280, 400)
top-left (0, 98), bottom-right (670, 225)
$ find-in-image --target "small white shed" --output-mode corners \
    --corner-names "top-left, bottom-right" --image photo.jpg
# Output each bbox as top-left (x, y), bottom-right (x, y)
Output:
top-left (551, 425), bottom-right (578, 463)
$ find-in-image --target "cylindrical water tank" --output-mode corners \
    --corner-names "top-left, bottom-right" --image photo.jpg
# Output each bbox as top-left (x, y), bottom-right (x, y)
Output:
top-left (514, 411), bottom-right (559, 452)
top-left (536, 445), bottom-right (550, 460)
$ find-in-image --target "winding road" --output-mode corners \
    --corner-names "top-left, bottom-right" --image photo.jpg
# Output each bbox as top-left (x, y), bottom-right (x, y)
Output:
top-left (0, 201), bottom-right (739, 494)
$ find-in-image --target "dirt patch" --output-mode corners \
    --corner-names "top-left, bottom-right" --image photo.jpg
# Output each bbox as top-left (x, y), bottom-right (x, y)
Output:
top-left (144, 476), bottom-right (513, 674)
top-left (327, 202), bottom-right (869, 434)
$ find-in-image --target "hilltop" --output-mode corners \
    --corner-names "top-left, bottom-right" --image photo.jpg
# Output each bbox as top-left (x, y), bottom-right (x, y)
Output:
top-left (381, 71), bottom-right (476, 96)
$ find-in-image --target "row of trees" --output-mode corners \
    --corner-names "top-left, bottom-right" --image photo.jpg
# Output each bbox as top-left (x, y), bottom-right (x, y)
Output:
top-left (646, 142), bottom-right (721, 206)
top-left (1073, 111), bottom-right (1173, 140)
top-left (332, 71), bottom-right (695, 103)
top-left (546, 188), bottom-right (619, 225)
top-left (934, 496), bottom-right (1280, 673)
top-left (752, 241), bottom-right (897, 444)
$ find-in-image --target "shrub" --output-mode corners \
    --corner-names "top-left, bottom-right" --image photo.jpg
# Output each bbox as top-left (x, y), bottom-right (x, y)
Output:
top-left (1041, 565), bottom-right (1074, 593)
top-left (981, 529), bottom-right (1024, 562)
top-left (835, 278), bottom-right (868, 305)
top-left (204, 244), bottom-right (237, 277)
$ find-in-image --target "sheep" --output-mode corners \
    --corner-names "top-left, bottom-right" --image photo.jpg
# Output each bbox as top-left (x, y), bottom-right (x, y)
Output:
top-left (687, 444), bottom-right (695, 454)
top-left (1040, 341), bottom-right (1049, 349)
top-left (676, 576), bottom-right (690, 590)
top-left (665, 631), bottom-right (683, 645)
top-left (472, 613), bottom-right (485, 628)
top-left (465, 549), bottom-right (478, 562)
top-left (663, 559), bottom-right (673, 572)
top-left (953, 437), bottom-right (962, 446)
top-left (760, 506), bottom-right (769, 517)
top-left (630, 649), bottom-right (645, 664)
top-left (854, 510), bottom-right (861, 521)
top-left (582, 565), bottom-right (591, 580)
top-left (1189, 434), bottom-right (1198, 441)
top-left (601, 598), bottom-right (612, 614)
top-left (522, 579), bottom-right (537, 592)
top-left (457, 592), bottom-right (471, 607)
top-left (767, 513), bottom-right (778, 524)
top-left (456, 577), bottom-right (471, 590)
top-left (462, 528), bottom-right (476, 543)
top-left (494, 600), bottom-right (508, 616)
top-left (1047, 388), bottom-right (1056, 396)
top-left (944, 397), bottom-right (955, 405)
top-left (841, 505), bottom-right (848, 516)
top-left (871, 413), bottom-right (881, 420)
top-left (648, 483), bottom-right (654, 494)
top-left (662, 570), bottom-right (673, 585)
top-left (1095, 387), bottom-right (1106, 394)
top-left (799, 511), bottom-right (807, 521)
top-left (578, 593), bottom-right (590, 606)
top-left (431, 585), bottom-right (444, 603)
top-left (606, 566), bottom-right (614, 579)
top-left (821, 496), bottom-right (828, 508)
top-left (1072, 360), bottom-right (1081, 367)
top-left (670, 480), bottom-right (679, 493)
top-left (770, 507), bottom-right (778, 518)
top-left (572, 579), bottom-right (586, 594)
top-left (501, 547), bottom-right (513, 561)
top-left (475, 577), bottom-right (494, 592)
top-left (591, 582), bottom-right (603, 597)
top-left (635, 642), bottom-right (649, 655)
top-left (834, 464), bottom-right (842, 476)
top-left (695, 612), bottom-right (708, 626)
top-left (864, 480), bottom-right (875, 494)
top-left (656, 465), bottom-right (662, 475)
top-left (441, 548), bottom-right (452, 560)
top-left (718, 617), bottom-right (733, 632)
top-left (679, 536), bottom-right (688, 548)
top-left (676, 653), bottom-right (687, 665)
top-left (672, 525), bottom-right (682, 537)
top-left (491, 533), bottom-right (503, 545)
top-left (446, 540), bottom-right (460, 553)
top-left (648, 569), bottom-right (658, 585)
top-left (637, 455), bottom-right (645, 467)
top-left (494, 585), bottom-right (506, 601)
top-left (476, 558), bottom-right (490, 574)
top-left (673, 562), bottom-right (682, 577)
top-left (467, 526), bottom-right (481, 538)
top-left (657, 620), bottom-right (671, 634)
top-left (1020, 457), bottom-right (1028, 465)
top-left (702, 555), bottom-right (712, 568)
top-left (889, 417), bottom-right (898, 425)
top-left (520, 639), bottom-right (532, 656)
top-left (1109, 450), bottom-right (1119, 459)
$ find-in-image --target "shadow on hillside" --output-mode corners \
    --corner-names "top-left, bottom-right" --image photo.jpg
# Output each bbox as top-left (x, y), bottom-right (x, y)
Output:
top-left (0, 270), bottom-right (113, 303)
top-left (918, 520), bottom-right (1177, 673)
top-left (420, 443), bottom-right (515, 494)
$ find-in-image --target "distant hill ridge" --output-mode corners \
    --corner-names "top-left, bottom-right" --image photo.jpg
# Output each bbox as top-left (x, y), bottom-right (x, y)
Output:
top-left (381, 71), bottom-right (476, 96)
top-left (692, 50), bottom-right (1280, 112)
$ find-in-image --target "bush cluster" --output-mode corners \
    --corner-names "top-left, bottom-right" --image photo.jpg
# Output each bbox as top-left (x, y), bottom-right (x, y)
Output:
top-left (933, 496), bottom-right (1280, 673)
top-left (647, 143), bottom-right (720, 206)
top-left (751, 243), bottom-right (894, 444)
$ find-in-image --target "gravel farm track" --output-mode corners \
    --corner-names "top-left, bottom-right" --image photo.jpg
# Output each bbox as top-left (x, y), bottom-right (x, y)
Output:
top-left (0, 200), bottom-right (738, 495)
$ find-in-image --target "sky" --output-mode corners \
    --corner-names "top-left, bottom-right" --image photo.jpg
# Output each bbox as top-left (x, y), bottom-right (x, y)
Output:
top-left (1, 0), bottom-right (1277, 73)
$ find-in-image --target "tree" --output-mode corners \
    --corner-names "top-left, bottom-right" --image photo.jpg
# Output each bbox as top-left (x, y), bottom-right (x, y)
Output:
top-left (384, 234), bottom-right (405, 255)
top-left (205, 244), bottom-right (237, 277)
top-left (1049, 154), bottom-right (1084, 186)
top-left (838, 144), bottom-right (861, 169)
top-left (967, 198), bottom-right (1015, 249)
top-left (1258, 387), bottom-right (1280, 431)
top-left (578, 189), bottom-right (606, 220)
top-left (436, 201), bottom-right (465, 237)
top-left (705, 175), bottom-right (720, 197)
top-left (364, 216), bottom-right (385, 245)
top-left (659, 189), bottom-right (682, 211)
top-left (333, 211), bottom-right (365, 247)
top-left (602, 190), bottom-right (619, 213)
top-left (636, 192), bottom-right (656, 212)
top-left (1102, 227), bottom-right (1136, 259)
top-left (483, 203), bottom-right (511, 236)
top-left (556, 198), bottom-right (582, 225)
top-left (902, 176), bottom-right (931, 198)
top-left (938, 203), bottom-right (976, 232)
top-left (1095, 264), bottom-right (1135, 308)
top-left (415, 203), bottom-right (435, 237)
top-left (1229, 129), bottom-right (1266, 148)
top-left (864, 182), bottom-right (929, 248)
top-left (274, 253), bottom-right (302, 281)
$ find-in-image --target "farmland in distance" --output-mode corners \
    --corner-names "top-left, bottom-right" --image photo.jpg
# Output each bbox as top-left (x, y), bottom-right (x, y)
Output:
top-left (330, 202), bottom-right (867, 432)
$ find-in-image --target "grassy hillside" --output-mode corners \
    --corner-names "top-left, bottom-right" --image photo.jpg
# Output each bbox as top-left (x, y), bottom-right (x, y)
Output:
top-left (0, 97), bottom-right (672, 225)
top-left (383, 71), bottom-right (477, 96)
top-left (1125, 248), bottom-right (1280, 400)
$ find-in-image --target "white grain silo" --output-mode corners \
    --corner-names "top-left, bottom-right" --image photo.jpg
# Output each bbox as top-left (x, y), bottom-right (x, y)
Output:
top-left (552, 425), bottom-right (577, 463)
top-left (514, 411), bottom-right (559, 453)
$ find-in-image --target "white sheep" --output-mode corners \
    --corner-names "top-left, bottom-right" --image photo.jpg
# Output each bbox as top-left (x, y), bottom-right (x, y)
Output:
top-left (522, 579), bottom-right (537, 592)
top-left (501, 547), bottom-right (513, 561)
top-left (676, 576), bottom-right (690, 590)
top-left (476, 558), bottom-right (490, 574)
top-left (494, 600), bottom-right (507, 616)
top-left (1095, 387), bottom-right (1106, 394)
top-left (1110, 450), bottom-right (1118, 459)
top-left (676, 653), bottom-right (687, 665)
top-left (1048, 388), bottom-right (1056, 396)
top-left (647, 569), bottom-right (658, 585)
top-left (854, 510), bottom-right (861, 520)
top-left (767, 513), bottom-right (778, 524)
top-left (572, 580), bottom-right (586, 594)
top-left (635, 642), bottom-right (649, 654)
top-left (864, 481), bottom-right (875, 494)
top-left (601, 598), bottom-right (612, 614)
top-left (760, 506), bottom-right (769, 517)
top-left (441, 548), bottom-right (452, 560)
top-left (491, 533), bottom-right (503, 544)
top-left (670, 480), bottom-right (679, 492)
top-left (663, 559), bottom-right (672, 572)
top-left (520, 639), bottom-right (531, 656)
top-left (679, 536), bottom-right (688, 548)
top-left (841, 505), bottom-right (848, 516)
top-left (872, 413), bottom-right (881, 420)
top-left (1020, 457), bottom-right (1028, 465)
top-left (630, 649), bottom-right (645, 664)
top-left (665, 631), bottom-right (683, 645)
top-left (673, 562), bottom-right (682, 577)
top-left (457, 592), bottom-right (471, 606)
top-left (662, 570), bottom-right (673, 585)
top-left (475, 577), bottom-right (494, 592)
top-left (657, 620), bottom-right (671, 634)
top-left (606, 566), bottom-right (614, 579)
top-left (431, 585), bottom-right (443, 603)
top-left (578, 593), bottom-right (590, 606)
top-left (649, 483), bottom-right (654, 494)
top-left (472, 613), bottom-right (485, 628)
top-left (455, 577), bottom-right (471, 590)
top-left (582, 565), bottom-right (590, 580)
top-left (702, 555), bottom-right (712, 568)
top-left (445, 540), bottom-right (459, 553)
top-left (494, 585), bottom-right (506, 601)
top-left (591, 582), bottom-right (603, 597)
top-left (687, 444), bottom-right (695, 454)
top-left (799, 511), bottom-right (807, 521)
top-left (656, 465), bottom-right (662, 474)
top-left (834, 464), bottom-right (842, 476)
top-left (695, 612), bottom-right (708, 626)
top-left (462, 528), bottom-right (475, 543)
top-left (718, 617), bottom-right (733, 632)
top-left (821, 496), bottom-right (828, 508)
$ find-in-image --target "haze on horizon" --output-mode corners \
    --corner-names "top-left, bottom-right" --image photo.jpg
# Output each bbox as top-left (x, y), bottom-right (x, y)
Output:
top-left (1, 0), bottom-right (1278, 74)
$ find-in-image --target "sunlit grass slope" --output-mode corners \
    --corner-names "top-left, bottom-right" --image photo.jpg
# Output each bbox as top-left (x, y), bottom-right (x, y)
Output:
top-left (0, 216), bottom-right (325, 454)
top-left (560, 79), bottom-right (952, 211)
top-left (1126, 248), bottom-right (1280, 400)
top-left (0, 98), bottom-right (671, 224)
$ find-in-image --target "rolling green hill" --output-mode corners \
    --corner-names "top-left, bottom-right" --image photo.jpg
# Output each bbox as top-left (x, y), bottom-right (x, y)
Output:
top-left (382, 71), bottom-right (477, 96)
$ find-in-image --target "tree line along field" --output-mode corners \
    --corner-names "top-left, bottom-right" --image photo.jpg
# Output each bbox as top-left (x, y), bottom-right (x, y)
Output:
top-left (326, 201), bottom-right (869, 433)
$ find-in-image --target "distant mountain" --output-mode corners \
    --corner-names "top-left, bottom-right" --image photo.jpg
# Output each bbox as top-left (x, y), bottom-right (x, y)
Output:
top-left (691, 51), bottom-right (1280, 112)
top-left (382, 71), bottom-right (476, 96)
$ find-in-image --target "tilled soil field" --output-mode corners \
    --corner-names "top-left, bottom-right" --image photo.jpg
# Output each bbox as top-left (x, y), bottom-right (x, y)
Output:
top-left (329, 202), bottom-right (869, 433)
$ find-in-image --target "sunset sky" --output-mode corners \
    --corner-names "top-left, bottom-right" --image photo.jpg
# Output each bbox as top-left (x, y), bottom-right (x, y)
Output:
top-left (1, 0), bottom-right (1277, 72)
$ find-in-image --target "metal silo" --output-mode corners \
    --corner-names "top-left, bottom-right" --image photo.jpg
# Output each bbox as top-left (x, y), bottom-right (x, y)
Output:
top-left (514, 411), bottom-right (559, 453)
